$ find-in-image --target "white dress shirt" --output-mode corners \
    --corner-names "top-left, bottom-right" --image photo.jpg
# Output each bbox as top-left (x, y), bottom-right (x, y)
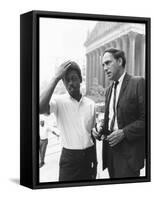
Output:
top-left (109, 72), bottom-right (126, 131)
top-left (49, 94), bottom-right (96, 149)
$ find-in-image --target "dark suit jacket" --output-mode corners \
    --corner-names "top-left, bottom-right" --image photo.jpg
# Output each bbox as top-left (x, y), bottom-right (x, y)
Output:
top-left (102, 73), bottom-right (145, 171)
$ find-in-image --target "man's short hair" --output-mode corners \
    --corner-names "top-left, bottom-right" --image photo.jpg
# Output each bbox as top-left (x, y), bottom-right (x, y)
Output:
top-left (103, 48), bottom-right (126, 68)
top-left (63, 61), bottom-right (82, 82)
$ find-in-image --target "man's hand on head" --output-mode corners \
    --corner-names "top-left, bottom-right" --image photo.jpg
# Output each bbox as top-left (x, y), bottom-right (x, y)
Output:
top-left (55, 60), bottom-right (72, 80)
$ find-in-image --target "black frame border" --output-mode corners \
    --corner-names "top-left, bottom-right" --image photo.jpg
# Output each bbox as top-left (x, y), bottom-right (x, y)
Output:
top-left (20, 10), bottom-right (151, 189)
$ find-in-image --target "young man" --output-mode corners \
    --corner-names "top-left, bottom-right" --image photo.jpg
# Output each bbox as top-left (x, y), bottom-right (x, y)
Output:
top-left (93, 48), bottom-right (145, 178)
top-left (40, 61), bottom-right (97, 181)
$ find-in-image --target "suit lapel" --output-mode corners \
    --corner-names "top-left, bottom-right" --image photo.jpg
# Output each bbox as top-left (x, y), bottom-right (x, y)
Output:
top-left (105, 83), bottom-right (113, 110)
top-left (104, 83), bottom-right (113, 128)
top-left (117, 73), bottom-right (131, 107)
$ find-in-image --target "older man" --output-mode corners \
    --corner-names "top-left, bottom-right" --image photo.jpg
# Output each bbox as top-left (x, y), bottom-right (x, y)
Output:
top-left (94, 48), bottom-right (145, 178)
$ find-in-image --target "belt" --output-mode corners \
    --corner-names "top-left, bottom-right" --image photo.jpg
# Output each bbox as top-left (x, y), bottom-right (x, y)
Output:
top-left (63, 145), bottom-right (95, 153)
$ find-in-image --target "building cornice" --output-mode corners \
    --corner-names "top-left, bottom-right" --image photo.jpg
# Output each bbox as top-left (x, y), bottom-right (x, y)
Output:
top-left (85, 23), bottom-right (145, 54)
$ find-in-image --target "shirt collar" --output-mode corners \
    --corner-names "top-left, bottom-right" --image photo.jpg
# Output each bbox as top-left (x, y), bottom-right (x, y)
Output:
top-left (116, 71), bottom-right (126, 85)
top-left (67, 92), bottom-right (84, 103)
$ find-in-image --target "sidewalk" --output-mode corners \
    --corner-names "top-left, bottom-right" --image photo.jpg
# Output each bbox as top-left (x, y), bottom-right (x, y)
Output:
top-left (39, 137), bottom-right (145, 183)
top-left (39, 135), bottom-right (61, 182)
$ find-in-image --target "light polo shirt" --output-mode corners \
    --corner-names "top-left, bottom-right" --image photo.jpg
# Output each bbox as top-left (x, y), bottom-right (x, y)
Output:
top-left (49, 94), bottom-right (96, 149)
top-left (109, 72), bottom-right (126, 131)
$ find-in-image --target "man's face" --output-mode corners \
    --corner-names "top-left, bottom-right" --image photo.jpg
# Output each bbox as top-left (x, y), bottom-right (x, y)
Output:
top-left (102, 52), bottom-right (122, 81)
top-left (63, 70), bottom-right (81, 97)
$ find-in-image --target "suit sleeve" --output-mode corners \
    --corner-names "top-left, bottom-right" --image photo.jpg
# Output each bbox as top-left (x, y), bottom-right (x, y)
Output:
top-left (123, 78), bottom-right (145, 141)
top-left (96, 88), bottom-right (110, 140)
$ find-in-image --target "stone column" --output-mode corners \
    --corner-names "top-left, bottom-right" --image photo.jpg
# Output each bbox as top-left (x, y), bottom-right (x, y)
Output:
top-left (91, 52), bottom-right (95, 88)
top-left (115, 38), bottom-right (122, 49)
top-left (86, 54), bottom-right (90, 95)
top-left (121, 35), bottom-right (128, 57)
top-left (103, 44), bottom-right (110, 87)
top-left (121, 35), bottom-right (129, 72)
top-left (111, 40), bottom-right (116, 48)
top-left (128, 31), bottom-right (137, 75)
top-left (95, 49), bottom-right (100, 85)
top-left (89, 52), bottom-right (93, 92)
top-left (134, 34), bottom-right (141, 76)
top-left (97, 48), bottom-right (102, 86)
top-left (141, 35), bottom-right (145, 77)
top-left (100, 46), bottom-right (105, 88)
top-left (99, 47), bottom-right (104, 87)
top-left (93, 51), bottom-right (97, 79)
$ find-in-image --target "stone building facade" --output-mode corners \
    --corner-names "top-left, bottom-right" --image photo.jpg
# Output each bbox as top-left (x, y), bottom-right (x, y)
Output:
top-left (84, 22), bottom-right (145, 95)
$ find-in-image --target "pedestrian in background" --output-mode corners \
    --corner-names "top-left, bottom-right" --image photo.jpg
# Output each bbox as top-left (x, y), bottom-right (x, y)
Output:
top-left (39, 120), bottom-right (48, 168)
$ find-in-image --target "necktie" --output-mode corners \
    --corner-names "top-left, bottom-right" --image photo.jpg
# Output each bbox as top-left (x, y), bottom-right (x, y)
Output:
top-left (110, 81), bottom-right (119, 132)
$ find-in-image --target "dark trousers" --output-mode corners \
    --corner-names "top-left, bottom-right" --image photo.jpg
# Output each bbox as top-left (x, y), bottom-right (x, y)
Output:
top-left (59, 145), bottom-right (97, 181)
top-left (40, 139), bottom-right (48, 164)
top-left (107, 146), bottom-right (140, 178)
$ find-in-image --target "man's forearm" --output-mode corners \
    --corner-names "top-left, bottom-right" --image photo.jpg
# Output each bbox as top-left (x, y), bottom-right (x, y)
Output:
top-left (39, 76), bottom-right (59, 114)
top-left (40, 60), bottom-right (72, 114)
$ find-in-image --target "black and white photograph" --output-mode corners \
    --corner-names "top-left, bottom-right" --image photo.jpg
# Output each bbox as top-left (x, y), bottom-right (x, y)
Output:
top-left (1, 0), bottom-right (154, 197)
top-left (38, 13), bottom-right (150, 185)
